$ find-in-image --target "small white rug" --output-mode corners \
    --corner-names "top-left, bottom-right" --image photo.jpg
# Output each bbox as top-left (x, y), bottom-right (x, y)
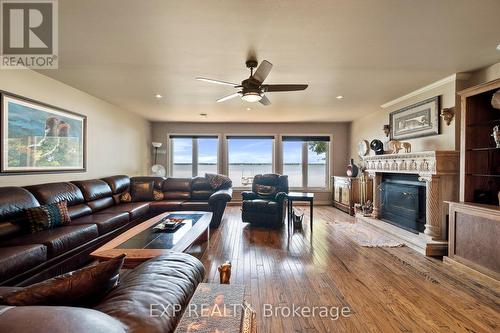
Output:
top-left (334, 222), bottom-right (405, 248)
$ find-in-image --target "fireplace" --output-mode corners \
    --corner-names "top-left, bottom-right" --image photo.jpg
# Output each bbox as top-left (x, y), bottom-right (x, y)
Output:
top-left (380, 174), bottom-right (426, 233)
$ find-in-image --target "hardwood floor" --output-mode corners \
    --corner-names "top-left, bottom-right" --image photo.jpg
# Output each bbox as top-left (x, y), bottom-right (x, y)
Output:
top-left (200, 206), bottom-right (500, 333)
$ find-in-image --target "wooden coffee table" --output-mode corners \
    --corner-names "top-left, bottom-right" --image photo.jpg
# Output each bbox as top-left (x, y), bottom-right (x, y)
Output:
top-left (91, 211), bottom-right (212, 268)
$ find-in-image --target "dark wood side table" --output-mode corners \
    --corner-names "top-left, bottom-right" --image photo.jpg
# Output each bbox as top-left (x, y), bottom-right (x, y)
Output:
top-left (287, 192), bottom-right (315, 233)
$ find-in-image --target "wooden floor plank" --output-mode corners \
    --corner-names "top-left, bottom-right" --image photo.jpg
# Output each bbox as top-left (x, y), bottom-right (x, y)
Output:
top-left (200, 206), bottom-right (500, 333)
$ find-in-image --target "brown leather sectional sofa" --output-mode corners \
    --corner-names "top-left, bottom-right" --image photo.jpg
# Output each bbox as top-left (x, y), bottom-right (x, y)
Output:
top-left (0, 175), bottom-right (232, 286)
top-left (0, 252), bottom-right (205, 333)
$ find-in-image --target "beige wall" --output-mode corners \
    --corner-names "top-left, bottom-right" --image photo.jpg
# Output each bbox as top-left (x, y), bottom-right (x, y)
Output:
top-left (0, 70), bottom-right (151, 187)
top-left (151, 122), bottom-right (350, 203)
top-left (350, 77), bottom-right (459, 162)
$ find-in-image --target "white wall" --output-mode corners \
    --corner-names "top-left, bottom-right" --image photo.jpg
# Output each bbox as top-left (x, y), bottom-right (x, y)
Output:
top-left (0, 70), bottom-right (151, 186)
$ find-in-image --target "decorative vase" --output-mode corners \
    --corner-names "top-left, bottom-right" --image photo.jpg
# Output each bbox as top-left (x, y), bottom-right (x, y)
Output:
top-left (346, 158), bottom-right (359, 177)
top-left (370, 139), bottom-right (384, 155)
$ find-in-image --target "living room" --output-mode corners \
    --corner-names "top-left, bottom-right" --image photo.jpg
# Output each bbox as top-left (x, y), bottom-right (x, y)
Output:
top-left (0, 1), bottom-right (499, 332)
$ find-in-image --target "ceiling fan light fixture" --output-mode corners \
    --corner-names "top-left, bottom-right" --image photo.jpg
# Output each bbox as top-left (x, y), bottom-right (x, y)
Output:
top-left (241, 92), bottom-right (262, 103)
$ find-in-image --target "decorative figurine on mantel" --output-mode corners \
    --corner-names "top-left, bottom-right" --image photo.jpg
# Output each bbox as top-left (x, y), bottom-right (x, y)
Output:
top-left (492, 125), bottom-right (500, 148)
top-left (388, 140), bottom-right (412, 154)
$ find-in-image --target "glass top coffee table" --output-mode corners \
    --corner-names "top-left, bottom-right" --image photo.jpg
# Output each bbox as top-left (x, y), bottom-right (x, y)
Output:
top-left (91, 211), bottom-right (212, 268)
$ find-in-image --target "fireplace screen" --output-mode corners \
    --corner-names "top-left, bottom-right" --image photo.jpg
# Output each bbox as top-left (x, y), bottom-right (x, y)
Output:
top-left (380, 174), bottom-right (426, 233)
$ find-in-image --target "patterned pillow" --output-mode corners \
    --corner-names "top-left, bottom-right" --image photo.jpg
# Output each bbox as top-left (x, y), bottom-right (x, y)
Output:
top-left (120, 192), bottom-right (132, 203)
top-left (205, 173), bottom-right (232, 190)
top-left (153, 190), bottom-right (164, 201)
top-left (0, 254), bottom-right (125, 307)
top-left (25, 201), bottom-right (71, 233)
top-left (255, 184), bottom-right (277, 197)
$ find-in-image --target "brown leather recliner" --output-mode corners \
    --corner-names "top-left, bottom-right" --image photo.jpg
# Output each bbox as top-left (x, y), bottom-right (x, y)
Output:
top-left (241, 174), bottom-right (289, 228)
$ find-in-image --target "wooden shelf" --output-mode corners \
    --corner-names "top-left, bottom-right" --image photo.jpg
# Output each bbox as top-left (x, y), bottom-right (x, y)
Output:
top-left (467, 147), bottom-right (500, 152)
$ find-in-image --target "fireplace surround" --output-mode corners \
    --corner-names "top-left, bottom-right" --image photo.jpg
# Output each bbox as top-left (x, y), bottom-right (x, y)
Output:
top-left (358, 151), bottom-right (459, 256)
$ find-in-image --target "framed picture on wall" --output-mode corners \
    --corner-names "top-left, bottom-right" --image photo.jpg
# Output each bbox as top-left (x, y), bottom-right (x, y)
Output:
top-left (389, 96), bottom-right (440, 140)
top-left (0, 92), bottom-right (86, 174)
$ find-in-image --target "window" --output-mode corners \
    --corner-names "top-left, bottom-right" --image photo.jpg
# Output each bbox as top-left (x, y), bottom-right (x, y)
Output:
top-left (227, 136), bottom-right (274, 187)
top-left (170, 135), bottom-right (218, 177)
top-left (282, 136), bottom-right (330, 188)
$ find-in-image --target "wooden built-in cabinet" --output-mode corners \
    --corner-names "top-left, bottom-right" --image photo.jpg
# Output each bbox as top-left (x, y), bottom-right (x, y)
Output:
top-left (447, 78), bottom-right (500, 280)
top-left (332, 176), bottom-right (372, 216)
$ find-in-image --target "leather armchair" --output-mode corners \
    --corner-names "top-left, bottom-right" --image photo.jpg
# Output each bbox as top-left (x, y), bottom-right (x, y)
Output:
top-left (241, 174), bottom-right (289, 228)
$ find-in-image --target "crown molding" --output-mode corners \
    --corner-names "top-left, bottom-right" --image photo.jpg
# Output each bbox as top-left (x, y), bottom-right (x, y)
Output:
top-left (381, 73), bottom-right (469, 109)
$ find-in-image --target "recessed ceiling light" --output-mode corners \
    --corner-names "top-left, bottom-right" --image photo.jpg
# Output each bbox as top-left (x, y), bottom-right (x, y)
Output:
top-left (496, 44), bottom-right (500, 51)
top-left (336, 95), bottom-right (344, 99)
top-left (155, 94), bottom-right (163, 99)
top-left (246, 107), bottom-right (252, 111)
top-left (199, 113), bottom-right (208, 117)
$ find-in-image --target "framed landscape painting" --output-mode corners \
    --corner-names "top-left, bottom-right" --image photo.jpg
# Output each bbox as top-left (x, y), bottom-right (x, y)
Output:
top-left (1, 92), bottom-right (86, 174)
top-left (389, 96), bottom-right (440, 140)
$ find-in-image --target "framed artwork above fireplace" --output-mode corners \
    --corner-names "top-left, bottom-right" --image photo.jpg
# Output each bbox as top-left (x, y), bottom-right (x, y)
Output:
top-left (389, 96), bottom-right (440, 140)
top-left (0, 92), bottom-right (87, 174)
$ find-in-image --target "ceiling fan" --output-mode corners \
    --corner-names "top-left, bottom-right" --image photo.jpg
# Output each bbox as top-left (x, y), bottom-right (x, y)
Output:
top-left (196, 59), bottom-right (308, 106)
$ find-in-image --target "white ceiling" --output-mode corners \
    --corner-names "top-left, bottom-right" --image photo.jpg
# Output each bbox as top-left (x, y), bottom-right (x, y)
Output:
top-left (39, 0), bottom-right (500, 122)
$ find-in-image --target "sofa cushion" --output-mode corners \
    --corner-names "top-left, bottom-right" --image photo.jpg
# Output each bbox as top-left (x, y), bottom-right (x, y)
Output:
top-left (0, 245), bottom-right (47, 283)
top-left (205, 173), bottom-right (232, 190)
top-left (162, 178), bottom-right (191, 200)
top-left (0, 187), bottom-right (40, 240)
top-left (130, 176), bottom-right (165, 190)
top-left (71, 212), bottom-right (129, 235)
top-left (149, 201), bottom-right (184, 214)
top-left (25, 182), bottom-right (85, 206)
top-left (0, 306), bottom-right (126, 333)
top-left (0, 254), bottom-right (125, 307)
top-left (0, 225), bottom-right (98, 258)
top-left (68, 204), bottom-right (93, 220)
top-left (180, 201), bottom-right (211, 211)
top-left (72, 180), bottom-right (114, 213)
top-left (242, 199), bottom-right (279, 214)
top-left (102, 175), bottom-right (131, 204)
top-left (101, 175), bottom-right (130, 194)
top-left (25, 201), bottom-right (71, 233)
top-left (95, 253), bottom-right (204, 333)
top-left (100, 202), bottom-right (150, 221)
top-left (130, 181), bottom-right (154, 202)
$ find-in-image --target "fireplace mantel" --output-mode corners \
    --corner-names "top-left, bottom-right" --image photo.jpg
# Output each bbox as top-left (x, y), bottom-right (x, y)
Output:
top-left (358, 150), bottom-right (460, 256)
top-left (362, 150), bottom-right (460, 176)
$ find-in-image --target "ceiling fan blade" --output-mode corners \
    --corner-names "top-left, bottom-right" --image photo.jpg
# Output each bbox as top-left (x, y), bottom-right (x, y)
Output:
top-left (251, 60), bottom-right (273, 84)
top-left (196, 77), bottom-right (239, 87)
top-left (262, 84), bottom-right (308, 92)
top-left (259, 95), bottom-right (271, 106)
top-left (216, 92), bottom-right (241, 103)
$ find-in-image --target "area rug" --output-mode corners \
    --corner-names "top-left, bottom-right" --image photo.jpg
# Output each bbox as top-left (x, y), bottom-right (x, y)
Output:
top-left (334, 222), bottom-right (405, 248)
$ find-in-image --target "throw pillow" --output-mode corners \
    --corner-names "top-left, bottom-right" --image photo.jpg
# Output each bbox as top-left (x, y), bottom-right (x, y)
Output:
top-left (24, 201), bottom-right (71, 233)
top-left (0, 254), bottom-right (125, 307)
top-left (120, 192), bottom-right (132, 203)
top-left (205, 173), bottom-right (232, 190)
top-left (153, 190), bottom-right (164, 201)
top-left (255, 184), bottom-right (277, 197)
top-left (130, 181), bottom-right (154, 201)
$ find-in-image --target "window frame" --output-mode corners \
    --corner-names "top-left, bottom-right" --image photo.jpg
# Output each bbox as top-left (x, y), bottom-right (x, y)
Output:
top-left (225, 134), bottom-right (276, 189)
top-left (167, 134), bottom-right (221, 177)
top-left (280, 134), bottom-right (331, 191)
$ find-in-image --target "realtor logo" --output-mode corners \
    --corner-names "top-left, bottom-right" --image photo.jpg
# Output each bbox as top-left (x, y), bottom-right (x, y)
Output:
top-left (0, 0), bottom-right (58, 68)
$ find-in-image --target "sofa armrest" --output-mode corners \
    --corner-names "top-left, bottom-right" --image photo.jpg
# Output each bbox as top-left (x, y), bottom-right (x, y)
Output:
top-left (209, 188), bottom-right (233, 205)
top-left (241, 191), bottom-right (258, 201)
top-left (275, 192), bottom-right (288, 204)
